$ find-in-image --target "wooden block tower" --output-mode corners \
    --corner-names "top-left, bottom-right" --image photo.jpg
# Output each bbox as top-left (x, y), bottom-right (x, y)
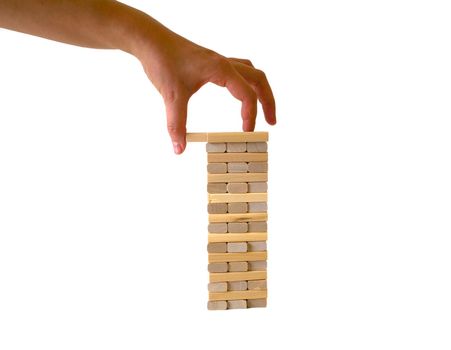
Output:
top-left (187, 132), bottom-right (269, 310)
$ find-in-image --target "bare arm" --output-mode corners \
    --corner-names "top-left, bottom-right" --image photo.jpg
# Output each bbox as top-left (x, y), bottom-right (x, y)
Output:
top-left (0, 0), bottom-right (276, 154)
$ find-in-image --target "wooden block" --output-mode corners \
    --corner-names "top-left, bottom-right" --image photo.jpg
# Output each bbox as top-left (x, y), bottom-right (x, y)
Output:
top-left (227, 202), bottom-right (248, 214)
top-left (248, 260), bottom-right (267, 271)
top-left (207, 132), bottom-right (268, 143)
top-left (207, 242), bottom-right (227, 253)
top-left (207, 182), bottom-right (227, 193)
top-left (208, 173), bottom-right (267, 183)
top-left (227, 162), bottom-right (248, 173)
top-left (210, 213), bottom-right (267, 223)
top-left (248, 182), bottom-right (268, 193)
top-left (208, 252), bottom-right (267, 263)
top-left (207, 300), bottom-right (227, 310)
top-left (247, 279), bottom-right (267, 290)
top-left (208, 152), bottom-right (268, 163)
top-left (227, 242), bottom-right (248, 253)
top-left (207, 163), bottom-right (227, 174)
top-left (247, 298), bottom-right (267, 308)
top-left (226, 142), bottom-right (246, 152)
top-left (247, 241), bottom-right (267, 252)
top-left (228, 261), bottom-right (248, 272)
top-left (208, 282), bottom-right (227, 292)
top-left (208, 223), bottom-right (228, 233)
top-left (208, 232), bottom-right (267, 243)
top-left (207, 203), bottom-right (228, 214)
top-left (227, 222), bottom-right (248, 233)
top-left (248, 162), bottom-right (268, 173)
top-left (227, 182), bottom-right (248, 193)
top-left (209, 290), bottom-right (267, 301)
top-left (206, 142), bottom-right (226, 152)
top-left (227, 281), bottom-right (248, 291)
top-left (186, 133), bottom-right (208, 142)
top-left (227, 300), bottom-right (247, 309)
top-left (248, 202), bottom-right (267, 213)
top-left (246, 142), bottom-right (267, 152)
top-left (248, 221), bottom-right (267, 232)
top-left (208, 262), bottom-right (228, 273)
top-left (209, 271), bottom-right (267, 283)
top-left (209, 193), bottom-right (267, 203)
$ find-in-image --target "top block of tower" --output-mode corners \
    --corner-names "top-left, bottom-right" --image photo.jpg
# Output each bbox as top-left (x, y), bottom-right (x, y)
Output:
top-left (186, 132), bottom-right (268, 143)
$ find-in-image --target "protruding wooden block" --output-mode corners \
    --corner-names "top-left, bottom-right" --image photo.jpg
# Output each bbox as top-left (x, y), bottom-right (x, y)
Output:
top-left (246, 142), bottom-right (267, 152)
top-left (227, 222), bottom-right (248, 233)
top-left (228, 261), bottom-right (248, 272)
top-left (227, 300), bottom-right (247, 309)
top-left (207, 163), bottom-right (227, 174)
top-left (248, 162), bottom-right (268, 173)
top-left (227, 182), bottom-right (248, 193)
top-left (207, 203), bottom-right (228, 214)
top-left (226, 142), bottom-right (246, 152)
top-left (247, 298), bottom-right (267, 308)
top-left (248, 182), bottom-right (268, 193)
top-left (207, 182), bottom-right (227, 193)
top-left (247, 241), bottom-right (267, 252)
top-left (248, 202), bottom-right (267, 213)
top-left (208, 262), bottom-right (228, 273)
top-left (227, 202), bottom-right (248, 214)
top-left (207, 242), bottom-right (227, 253)
top-left (208, 282), bottom-right (227, 292)
top-left (248, 221), bottom-right (267, 232)
top-left (227, 242), bottom-right (248, 253)
top-left (248, 260), bottom-right (267, 271)
top-left (247, 279), bottom-right (267, 290)
top-left (208, 223), bottom-right (228, 233)
top-left (227, 162), bottom-right (248, 173)
top-left (206, 143), bottom-right (226, 153)
top-left (227, 281), bottom-right (248, 291)
top-left (207, 300), bottom-right (227, 310)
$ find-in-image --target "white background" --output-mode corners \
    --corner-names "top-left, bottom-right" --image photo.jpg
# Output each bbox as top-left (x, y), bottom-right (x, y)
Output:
top-left (1, 0), bottom-right (451, 349)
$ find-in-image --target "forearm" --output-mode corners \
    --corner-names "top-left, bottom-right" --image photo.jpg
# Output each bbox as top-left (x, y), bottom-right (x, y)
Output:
top-left (0, 0), bottom-right (165, 56)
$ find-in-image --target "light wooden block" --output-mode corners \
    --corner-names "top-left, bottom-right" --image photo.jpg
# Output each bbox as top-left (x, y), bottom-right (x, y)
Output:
top-left (248, 221), bottom-right (267, 232)
top-left (227, 162), bottom-right (248, 173)
top-left (206, 143), bottom-right (226, 152)
top-left (208, 223), bottom-right (228, 233)
top-left (247, 298), bottom-right (267, 308)
top-left (208, 152), bottom-right (267, 163)
top-left (207, 203), bottom-right (228, 214)
top-left (227, 242), bottom-right (248, 253)
top-left (248, 260), bottom-right (267, 271)
top-left (227, 182), bottom-right (248, 193)
top-left (248, 202), bottom-right (267, 213)
top-left (246, 142), bottom-right (267, 152)
top-left (247, 241), bottom-right (267, 252)
top-left (210, 213), bottom-right (267, 223)
top-left (226, 142), bottom-right (246, 152)
top-left (247, 279), bottom-right (267, 290)
top-left (208, 232), bottom-right (267, 243)
top-left (208, 252), bottom-right (267, 263)
top-left (227, 300), bottom-right (247, 309)
top-left (209, 193), bottom-right (267, 203)
top-left (227, 222), bottom-right (248, 233)
top-left (207, 163), bottom-right (227, 174)
top-left (207, 132), bottom-right (268, 143)
top-left (228, 261), bottom-right (248, 272)
top-left (207, 242), bottom-right (227, 253)
top-left (209, 290), bottom-right (267, 301)
top-left (227, 202), bottom-right (248, 214)
top-left (208, 173), bottom-right (267, 183)
top-left (248, 162), bottom-right (268, 173)
top-left (208, 262), bottom-right (228, 273)
top-left (207, 182), bottom-right (227, 193)
top-left (248, 182), bottom-right (268, 193)
top-left (207, 300), bottom-right (227, 310)
top-left (209, 271), bottom-right (267, 282)
top-left (208, 282), bottom-right (227, 292)
top-left (227, 281), bottom-right (248, 291)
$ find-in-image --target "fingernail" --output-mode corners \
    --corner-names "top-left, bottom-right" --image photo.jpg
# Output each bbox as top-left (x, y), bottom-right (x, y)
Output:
top-left (173, 142), bottom-right (183, 155)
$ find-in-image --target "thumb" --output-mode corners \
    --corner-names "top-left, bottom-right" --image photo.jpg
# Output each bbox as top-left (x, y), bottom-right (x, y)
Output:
top-left (164, 94), bottom-right (189, 155)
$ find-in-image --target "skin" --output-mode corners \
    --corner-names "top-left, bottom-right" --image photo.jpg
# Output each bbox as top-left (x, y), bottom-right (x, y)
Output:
top-left (0, 0), bottom-right (276, 154)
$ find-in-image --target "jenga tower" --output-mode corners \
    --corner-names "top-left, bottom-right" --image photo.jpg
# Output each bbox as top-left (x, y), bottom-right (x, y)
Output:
top-left (187, 132), bottom-right (268, 310)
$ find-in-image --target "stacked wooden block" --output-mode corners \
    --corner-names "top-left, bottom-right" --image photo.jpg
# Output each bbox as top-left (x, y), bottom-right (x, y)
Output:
top-left (187, 131), bottom-right (269, 310)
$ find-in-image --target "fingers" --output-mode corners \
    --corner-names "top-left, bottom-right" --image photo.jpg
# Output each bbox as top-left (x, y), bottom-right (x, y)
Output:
top-left (229, 57), bottom-right (255, 67)
top-left (229, 61), bottom-right (277, 126)
top-left (164, 91), bottom-right (189, 155)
